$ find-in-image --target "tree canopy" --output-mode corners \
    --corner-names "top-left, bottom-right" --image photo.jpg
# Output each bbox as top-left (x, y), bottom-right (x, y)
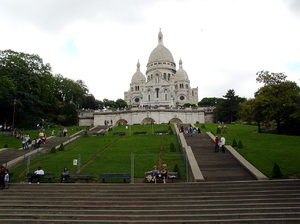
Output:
top-left (213, 89), bottom-right (246, 123)
top-left (240, 70), bottom-right (300, 134)
top-left (0, 49), bottom-right (88, 128)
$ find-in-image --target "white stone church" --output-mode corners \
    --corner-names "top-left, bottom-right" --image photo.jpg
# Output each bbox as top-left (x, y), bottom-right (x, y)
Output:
top-left (124, 29), bottom-right (198, 107)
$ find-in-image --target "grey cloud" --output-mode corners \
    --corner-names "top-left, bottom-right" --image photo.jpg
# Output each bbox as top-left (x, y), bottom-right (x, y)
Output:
top-left (282, 0), bottom-right (300, 18)
top-left (0, 0), bottom-right (160, 34)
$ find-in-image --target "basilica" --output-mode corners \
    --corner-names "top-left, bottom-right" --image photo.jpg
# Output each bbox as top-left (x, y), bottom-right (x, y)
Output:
top-left (124, 29), bottom-right (198, 107)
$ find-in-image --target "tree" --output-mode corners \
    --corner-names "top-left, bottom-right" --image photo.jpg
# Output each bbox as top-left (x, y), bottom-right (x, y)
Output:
top-left (255, 81), bottom-right (300, 134)
top-left (0, 49), bottom-right (57, 128)
top-left (256, 70), bottom-right (287, 85)
top-left (240, 99), bottom-right (265, 132)
top-left (198, 97), bottom-right (223, 107)
top-left (214, 89), bottom-right (246, 123)
top-left (116, 99), bottom-right (128, 108)
top-left (0, 49), bottom-right (89, 128)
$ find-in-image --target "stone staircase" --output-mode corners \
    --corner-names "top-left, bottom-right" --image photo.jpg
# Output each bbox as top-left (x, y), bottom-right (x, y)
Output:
top-left (1, 180), bottom-right (300, 223)
top-left (184, 131), bottom-right (255, 181)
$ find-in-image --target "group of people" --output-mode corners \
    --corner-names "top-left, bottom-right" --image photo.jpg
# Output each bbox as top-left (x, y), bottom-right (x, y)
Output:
top-left (104, 120), bottom-right (113, 126)
top-left (179, 125), bottom-right (200, 136)
top-left (214, 135), bottom-right (226, 153)
top-left (145, 164), bottom-right (168, 184)
top-left (0, 166), bottom-right (9, 190)
top-left (28, 166), bottom-right (70, 184)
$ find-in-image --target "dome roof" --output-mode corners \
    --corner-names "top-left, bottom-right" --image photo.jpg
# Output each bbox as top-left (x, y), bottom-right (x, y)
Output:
top-left (147, 29), bottom-right (175, 64)
top-left (175, 59), bottom-right (189, 80)
top-left (131, 60), bottom-right (146, 83)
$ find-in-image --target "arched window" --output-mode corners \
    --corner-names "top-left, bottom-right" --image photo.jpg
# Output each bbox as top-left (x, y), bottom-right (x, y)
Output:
top-left (155, 88), bottom-right (159, 98)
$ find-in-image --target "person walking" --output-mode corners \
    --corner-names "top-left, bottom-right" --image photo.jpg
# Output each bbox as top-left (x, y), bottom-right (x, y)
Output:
top-left (214, 136), bottom-right (220, 152)
top-left (219, 135), bottom-right (226, 153)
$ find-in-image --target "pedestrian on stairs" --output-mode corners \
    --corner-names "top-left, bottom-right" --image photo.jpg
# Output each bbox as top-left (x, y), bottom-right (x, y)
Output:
top-left (214, 136), bottom-right (220, 152)
top-left (219, 135), bottom-right (226, 153)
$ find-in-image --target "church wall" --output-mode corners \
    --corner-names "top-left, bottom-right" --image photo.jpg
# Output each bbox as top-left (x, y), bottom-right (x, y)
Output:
top-left (88, 109), bottom-right (206, 126)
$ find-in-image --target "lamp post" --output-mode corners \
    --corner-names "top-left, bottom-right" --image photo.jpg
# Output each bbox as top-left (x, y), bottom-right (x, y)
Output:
top-left (11, 99), bottom-right (17, 136)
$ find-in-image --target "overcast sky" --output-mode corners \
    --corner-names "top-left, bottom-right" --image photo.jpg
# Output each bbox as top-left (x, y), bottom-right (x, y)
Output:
top-left (1, 0), bottom-right (299, 101)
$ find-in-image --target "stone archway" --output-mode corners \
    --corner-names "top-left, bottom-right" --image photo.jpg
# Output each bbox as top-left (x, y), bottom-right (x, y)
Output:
top-left (141, 117), bottom-right (156, 125)
top-left (169, 118), bottom-right (183, 124)
top-left (116, 119), bottom-right (128, 125)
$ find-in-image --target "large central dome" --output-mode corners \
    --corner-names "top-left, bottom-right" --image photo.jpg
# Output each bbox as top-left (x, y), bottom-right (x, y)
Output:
top-left (147, 29), bottom-right (175, 65)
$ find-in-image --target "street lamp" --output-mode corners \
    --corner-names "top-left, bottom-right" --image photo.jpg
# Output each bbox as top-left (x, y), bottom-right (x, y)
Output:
top-left (11, 99), bottom-right (17, 136)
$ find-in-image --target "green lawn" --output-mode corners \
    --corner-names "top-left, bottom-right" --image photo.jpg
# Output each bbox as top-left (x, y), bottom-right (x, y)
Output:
top-left (8, 124), bottom-right (185, 183)
top-left (4, 123), bottom-right (300, 182)
top-left (196, 123), bottom-right (300, 178)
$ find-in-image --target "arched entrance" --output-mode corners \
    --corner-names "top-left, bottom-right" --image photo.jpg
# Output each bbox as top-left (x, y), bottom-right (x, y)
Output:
top-left (169, 118), bottom-right (183, 124)
top-left (116, 119), bottom-right (128, 125)
top-left (141, 117), bottom-right (156, 124)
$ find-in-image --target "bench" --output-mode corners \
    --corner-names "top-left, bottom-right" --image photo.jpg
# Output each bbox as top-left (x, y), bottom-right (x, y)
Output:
top-left (67, 173), bottom-right (93, 183)
top-left (145, 172), bottom-right (178, 183)
top-left (99, 173), bottom-right (131, 183)
top-left (92, 132), bottom-right (105, 136)
top-left (154, 131), bottom-right (168, 134)
top-left (26, 173), bottom-right (56, 182)
top-left (134, 132), bottom-right (147, 135)
top-left (113, 132), bottom-right (126, 136)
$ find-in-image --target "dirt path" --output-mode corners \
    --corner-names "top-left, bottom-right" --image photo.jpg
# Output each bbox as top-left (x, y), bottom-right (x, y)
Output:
top-left (77, 139), bottom-right (119, 173)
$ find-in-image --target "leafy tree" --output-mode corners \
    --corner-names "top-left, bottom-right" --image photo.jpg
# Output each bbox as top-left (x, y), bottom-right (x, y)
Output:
top-left (0, 49), bottom-right (89, 128)
top-left (0, 49), bottom-right (57, 128)
top-left (82, 94), bottom-right (96, 110)
top-left (198, 97), bottom-right (223, 107)
top-left (116, 99), bottom-right (128, 108)
top-left (255, 81), bottom-right (300, 134)
top-left (240, 99), bottom-right (265, 132)
top-left (256, 70), bottom-right (287, 85)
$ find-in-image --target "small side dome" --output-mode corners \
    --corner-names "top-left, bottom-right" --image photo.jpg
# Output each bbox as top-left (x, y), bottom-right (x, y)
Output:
top-left (175, 59), bottom-right (189, 80)
top-left (131, 60), bottom-right (146, 83)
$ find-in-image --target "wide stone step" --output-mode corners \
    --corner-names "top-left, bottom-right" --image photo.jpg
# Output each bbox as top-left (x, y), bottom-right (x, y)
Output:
top-left (1, 180), bottom-right (299, 223)
top-left (0, 207), bottom-right (299, 215)
top-left (0, 212), bottom-right (299, 221)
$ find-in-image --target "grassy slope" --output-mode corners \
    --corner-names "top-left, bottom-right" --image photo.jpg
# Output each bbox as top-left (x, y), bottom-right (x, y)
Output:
top-left (8, 125), bottom-right (184, 182)
top-left (196, 123), bottom-right (300, 178)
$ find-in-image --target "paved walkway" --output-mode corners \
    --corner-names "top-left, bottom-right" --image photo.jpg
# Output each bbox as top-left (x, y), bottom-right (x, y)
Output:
top-left (0, 126), bottom-right (107, 166)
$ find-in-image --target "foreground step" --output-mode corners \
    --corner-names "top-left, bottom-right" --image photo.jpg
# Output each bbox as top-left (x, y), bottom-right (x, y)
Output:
top-left (0, 180), bottom-right (299, 223)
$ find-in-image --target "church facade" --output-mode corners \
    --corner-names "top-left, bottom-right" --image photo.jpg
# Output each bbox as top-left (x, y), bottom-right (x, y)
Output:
top-left (124, 29), bottom-right (198, 107)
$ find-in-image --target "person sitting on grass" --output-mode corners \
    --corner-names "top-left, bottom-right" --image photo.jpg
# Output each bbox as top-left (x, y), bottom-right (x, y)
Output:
top-left (145, 166), bottom-right (159, 184)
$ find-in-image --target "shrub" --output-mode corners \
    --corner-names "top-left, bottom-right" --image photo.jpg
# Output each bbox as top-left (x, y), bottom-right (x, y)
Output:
top-left (50, 147), bottom-right (56, 154)
top-left (272, 163), bottom-right (283, 178)
top-left (4, 144), bottom-right (8, 148)
top-left (201, 124), bottom-right (206, 129)
top-left (237, 140), bottom-right (244, 149)
top-left (170, 142), bottom-right (176, 152)
top-left (173, 164), bottom-right (180, 178)
top-left (84, 131), bottom-right (88, 138)
top-left (232, 138), bottom-right (237, 147)
top-left (216, 128), bottom-right (221, 134)
top-left (169, 129), bottom-right (174, 135)
top-left (58, 143), bottom-right (64, 151)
